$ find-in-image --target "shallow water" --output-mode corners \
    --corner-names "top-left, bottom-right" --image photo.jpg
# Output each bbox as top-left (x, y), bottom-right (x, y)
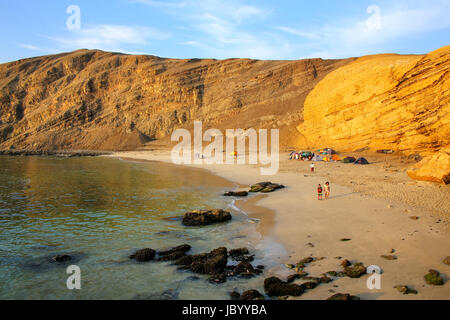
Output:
top-left (0, 156), bottom-right (283, 300)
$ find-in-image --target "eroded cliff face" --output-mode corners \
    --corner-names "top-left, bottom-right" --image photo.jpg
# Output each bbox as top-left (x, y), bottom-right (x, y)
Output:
top-left (296, 46), bottom-right (450, 156)
top-left (0, 49), bottom-right (349, 151)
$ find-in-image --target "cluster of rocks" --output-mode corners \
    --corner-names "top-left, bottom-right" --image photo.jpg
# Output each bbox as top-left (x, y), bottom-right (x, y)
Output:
top-left (182, 209), bottom-right (232, 226)
top-left (0, 149), bottom-right (110, 157)
top-left (249, 182), bottom-right (285, 193)
top-left (129, 245), bottom-right (263, 284)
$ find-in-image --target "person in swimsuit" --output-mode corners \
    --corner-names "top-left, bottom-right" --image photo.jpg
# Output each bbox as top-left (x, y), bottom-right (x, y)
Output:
top-left (324, 182), bottom-right (330, 199)
top-left (317, 184), bottom-right (323, 200)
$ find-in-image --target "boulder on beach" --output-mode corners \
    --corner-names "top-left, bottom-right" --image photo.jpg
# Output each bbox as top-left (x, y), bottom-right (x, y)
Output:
top-left (264, 276), bottom-right (305, 297)
top-left (182, 209), bottom-right (232, 226)
top-left (424, 269), bottom-right (444, 285)
top-left (130, 248), bottom-right (156, 262)
top-left (344, 263), bottom-right (367, 278)
top-left (249, 182), bottom-right (285, 193)
top-left (394, 285), bottom-right (418, 295)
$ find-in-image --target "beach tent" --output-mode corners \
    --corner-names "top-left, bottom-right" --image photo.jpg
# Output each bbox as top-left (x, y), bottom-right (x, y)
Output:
top-left (343, 157), bottom-right (356, 163)
top-left (301, 151), bottom-right (314, 158)
top-left (331, 154), bottom-right (341, 161)
top-left (312, 154), bottom-right (323, 161)
top-left (354, 157), bottom-right (369, 165)
top-left (317, 148), bottom-right (337, 155)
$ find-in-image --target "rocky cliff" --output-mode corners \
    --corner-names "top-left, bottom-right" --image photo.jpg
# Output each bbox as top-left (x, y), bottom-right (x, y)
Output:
top-left (296, 45), bottom-right (449, 183)
top-left (0, 46), bottom-right (448, 182)
top-left (0, 50), bottom-right (349, 151)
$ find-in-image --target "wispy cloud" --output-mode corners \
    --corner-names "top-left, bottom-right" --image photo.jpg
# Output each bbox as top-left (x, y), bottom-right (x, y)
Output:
top-left (277, 0), bottom-right (450, 58)
top-left (48, 24), bottom-right (170, 53)
top-left (133, 0), bottom-right (287, 59)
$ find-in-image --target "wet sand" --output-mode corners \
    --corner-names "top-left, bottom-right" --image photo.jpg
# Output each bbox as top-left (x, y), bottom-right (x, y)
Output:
top-left (107, 150), bottom-right (450, 300)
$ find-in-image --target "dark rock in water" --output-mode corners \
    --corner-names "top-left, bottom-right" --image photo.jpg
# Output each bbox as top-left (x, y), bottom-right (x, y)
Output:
top-left (443, 256), bottom-right (450, 265)
top-left (209, 272), bottom-right (227, 284)
top-left (230, 291), bottom-right (241, 300)
top-left (233, 261), bottom-right (257, 277)
top-left (344, 263), bottom-right (366, 278)
top-left (229, 248), bottom-right (254, 262)
top-left (340, 238), bottom-right (352, 242)
top-left (182, 209), bottom-right (232, 226)
top-left (229, 248), bottom-right (249, 256)
top-left (424, 269), bottom-right (444, 285)
top-left (326, 293), bottom-right (360, 300)
top-left (188, 248), bottom-right (228, 276)
top-left (394, 285), bottom-right (418, 295)
top-left (130, 248), bottom-right (156, 262)
top-left (256, 265), bottom-right (265, 270)
top-left (52, 254), bottom-right (72, 263)
top-left (224, 191), bottom-right (248, 197)
top-left (240, 290), bottom-right (265, 301)
top-left (174, 255), bottom-right (193, 266)
top-left (158, 244), bottom-right (191, 261)
top-left (264, 276), bottom-right (305, 297)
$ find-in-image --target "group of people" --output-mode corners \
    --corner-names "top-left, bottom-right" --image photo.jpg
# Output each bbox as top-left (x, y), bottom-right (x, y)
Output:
top-left (317, 182), bottom-right (330, 200)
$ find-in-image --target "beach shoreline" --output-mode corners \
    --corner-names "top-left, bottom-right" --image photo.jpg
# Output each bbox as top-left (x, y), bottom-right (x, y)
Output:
top-left (107, 150), bottom-right (450, 300)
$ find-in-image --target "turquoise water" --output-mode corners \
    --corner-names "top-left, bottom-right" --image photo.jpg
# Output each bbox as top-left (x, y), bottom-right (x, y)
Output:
top-left (0, 156), bottom-right (277, 300)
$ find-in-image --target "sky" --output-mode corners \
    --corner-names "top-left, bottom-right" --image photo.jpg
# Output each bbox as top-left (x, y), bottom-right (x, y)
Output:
top-left (0, 0), bottom-right (449, 63)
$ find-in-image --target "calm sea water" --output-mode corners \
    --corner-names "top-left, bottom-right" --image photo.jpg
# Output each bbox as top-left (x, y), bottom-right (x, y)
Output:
top-left (0, 156), bottom-right (283, 300)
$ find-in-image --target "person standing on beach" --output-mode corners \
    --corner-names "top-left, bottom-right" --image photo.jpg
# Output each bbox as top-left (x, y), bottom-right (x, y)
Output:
top-left (317, 184), bottom-right (323, 200)
top-left (324, 182), bottom-right (330, 199)
top-left (310, 163), bottom-right (315, 173)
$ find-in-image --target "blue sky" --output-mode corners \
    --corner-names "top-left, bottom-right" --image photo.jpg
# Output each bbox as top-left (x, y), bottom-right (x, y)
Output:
top-left (0, 0), bottom-right (449, 62)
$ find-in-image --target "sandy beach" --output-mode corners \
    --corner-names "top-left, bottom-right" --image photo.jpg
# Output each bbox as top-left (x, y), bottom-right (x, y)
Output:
top-left (107, 149), bottom-right (449, 300)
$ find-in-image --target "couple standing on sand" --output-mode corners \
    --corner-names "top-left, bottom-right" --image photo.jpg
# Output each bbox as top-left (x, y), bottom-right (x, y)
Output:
top-left (317, 182), bottom-right (330, 200)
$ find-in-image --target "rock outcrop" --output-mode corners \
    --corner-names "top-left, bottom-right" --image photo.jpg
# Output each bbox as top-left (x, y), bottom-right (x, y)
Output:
top-left (182, 209), bottom-right (232, 226)
top-left (0, 49), bottom-right (349, 151)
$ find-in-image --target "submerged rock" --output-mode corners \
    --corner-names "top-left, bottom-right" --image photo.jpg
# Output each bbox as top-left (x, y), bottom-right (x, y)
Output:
top-left (182, 209), bottom-right (232, 226)
top-left (52, 254), bottom-right (72, 263)
top-left (230, 291), bottom-right (241, 300)
top-left (240, 290), bottom-right (265, 301)
top-left (326, 293), bottom-right (360, 300)
top-left (224, 191), bottom-right (248, 197)
top-left (424, 269), bottom-right (444, 285)
top-left (158, 244), bottom-right (191, 261)
top-left (130, 248), bottom-right (156, 262)
top-left (264, 276), bottom-right (305, 297)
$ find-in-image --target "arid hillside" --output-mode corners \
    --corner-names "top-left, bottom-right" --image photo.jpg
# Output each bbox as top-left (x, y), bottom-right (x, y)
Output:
top-left (0, 47), bottom-right (448, 183)
top-left (0, 50), bottom-right (350, 151)
top-left (296, 46), bottom-right (449, 183)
